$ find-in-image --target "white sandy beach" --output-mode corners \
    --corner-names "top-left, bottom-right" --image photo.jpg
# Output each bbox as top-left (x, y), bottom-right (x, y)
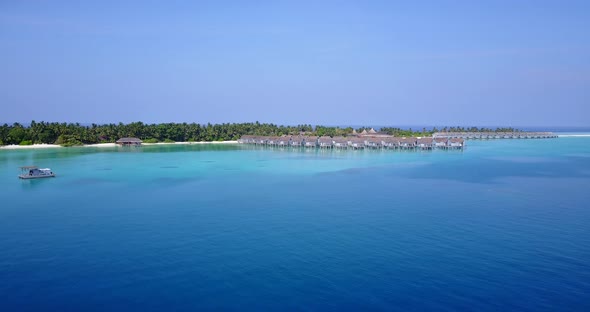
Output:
top-left (0, 144), bottom-right (62, 150)
top-left (0, 141), bottom-right (238, 150)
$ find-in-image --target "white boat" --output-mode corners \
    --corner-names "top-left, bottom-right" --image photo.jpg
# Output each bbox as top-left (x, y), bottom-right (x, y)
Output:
top-left (19, 166), bottom-right (56, 179)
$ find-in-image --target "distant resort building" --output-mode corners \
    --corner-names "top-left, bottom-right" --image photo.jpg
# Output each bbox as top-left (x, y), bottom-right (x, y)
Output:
top-left (116, 137), bottom-right (142, 146)
top-left (433, 132), bottom-right (557, 139)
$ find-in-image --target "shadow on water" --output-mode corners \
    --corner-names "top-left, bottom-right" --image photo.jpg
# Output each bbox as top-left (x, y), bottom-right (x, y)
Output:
top-left (18, 177), bottom-right (56, 190)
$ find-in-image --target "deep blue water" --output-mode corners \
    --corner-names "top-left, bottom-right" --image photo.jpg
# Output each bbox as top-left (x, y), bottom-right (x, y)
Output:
top-left (1, 138), bottom-right (590, 311)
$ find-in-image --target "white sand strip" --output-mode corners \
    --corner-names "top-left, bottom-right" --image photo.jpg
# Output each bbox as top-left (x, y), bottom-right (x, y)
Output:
top-left (0, 144), bottom-right (61, 149)
top-left (1, 141), bottom-right (238, 150)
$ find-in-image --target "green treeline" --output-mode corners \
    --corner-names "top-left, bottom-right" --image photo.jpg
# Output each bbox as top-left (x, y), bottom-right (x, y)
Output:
top-left (0, 121), bottom-right (521, 146)
top-left (0, 121), bottom-right (316, 146)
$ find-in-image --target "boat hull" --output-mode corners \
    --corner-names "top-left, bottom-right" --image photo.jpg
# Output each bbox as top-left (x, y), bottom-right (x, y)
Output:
top-left (18, 174), bottom-right (56, 179)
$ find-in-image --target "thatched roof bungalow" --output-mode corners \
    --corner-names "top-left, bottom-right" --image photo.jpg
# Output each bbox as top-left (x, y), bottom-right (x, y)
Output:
top-left (277, 136), bottom-right (290, 146)
top-left (349, 138), bottom-right (365, 149)
top-left (364, 137), bottom-right (381, 148)
top-left (333, 137), bottom-right (348, 149)
top-left (399, 138), bottom-right (417, 148)
top-left (290, 136), bottom-right (303, 147)
top-left (449, 138), bottom-right (465, 148)
top-left (304, 136), bottom-right (318, 147)
top-left (116, 137), bottom-right (142, 146)
top-left (238, 135), bottom-right (257, 144)
top-left (417, 138), bottom-right (434, 149)
top-left (380, 137), bottom-right (399, 149)
top-left (434, 138), bottom-right (448, 148)
top-left (318, 136), bottom-right (333, 148)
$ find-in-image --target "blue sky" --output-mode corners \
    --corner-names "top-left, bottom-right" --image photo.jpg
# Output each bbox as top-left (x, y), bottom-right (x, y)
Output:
top-left (1, 0), bottom-right (589, 126)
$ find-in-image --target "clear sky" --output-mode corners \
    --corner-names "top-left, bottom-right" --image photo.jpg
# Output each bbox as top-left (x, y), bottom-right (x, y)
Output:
top-left (1, 0), bottom-right (589, 126)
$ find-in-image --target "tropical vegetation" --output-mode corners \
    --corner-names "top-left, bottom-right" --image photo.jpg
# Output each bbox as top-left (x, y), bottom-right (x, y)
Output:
top-left (0, 121), bottom-right (522, 146)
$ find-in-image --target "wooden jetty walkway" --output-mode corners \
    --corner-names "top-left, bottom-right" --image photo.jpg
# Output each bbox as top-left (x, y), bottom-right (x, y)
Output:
top-left (433, 132), bottom-right (557, 139)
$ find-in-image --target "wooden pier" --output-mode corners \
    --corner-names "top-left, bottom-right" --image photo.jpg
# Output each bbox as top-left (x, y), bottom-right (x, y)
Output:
top-left (433, 132), bottom-right (557, 140)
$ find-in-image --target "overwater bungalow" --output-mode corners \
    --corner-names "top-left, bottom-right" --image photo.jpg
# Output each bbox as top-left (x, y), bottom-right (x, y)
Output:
top-left (333, 137), bottom-right (349, 149)
top-left (364, 137), bottom-right (381, 149)
top-left (277, 136), bottom-right (290, 147)
top-left (318, 136), bottom-right (333, 148)
top-left (116, 137), bottom-right (142, 146)
top-left (449, 138), bottom-right (465, 149)
top-left (434, 138), bottom-right (448, 148)
top-left (399, 138), bottom-right (417, 149)
top-left (350, 138), bottom-right (365, 149)
top-left (417, 138), bottom-right (434, 150)
top-left (381, 138), bottom-right (400, 149)
top-left (266, 136), bottom-right (278, 146)
top-left (255, 137), bottom-right (268, 145)
top-left (290, 136), bottom-right (303, 147)
top-left (304, 136), bottom-right (318, 148)
top-left (238, 135), bottom-right (256, 144)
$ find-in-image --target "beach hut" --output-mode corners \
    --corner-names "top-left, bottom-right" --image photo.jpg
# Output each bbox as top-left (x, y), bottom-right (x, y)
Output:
top-left (116, 137), bottom-right (142, 146)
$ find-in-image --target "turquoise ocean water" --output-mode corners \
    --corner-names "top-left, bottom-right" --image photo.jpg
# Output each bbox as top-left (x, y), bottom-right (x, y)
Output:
top-left (1, 138), bottom-right (589, 311)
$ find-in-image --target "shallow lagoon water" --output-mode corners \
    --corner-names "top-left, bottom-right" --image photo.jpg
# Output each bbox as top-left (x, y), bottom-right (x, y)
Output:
top-left (1, 138), bottom-right (590, 311)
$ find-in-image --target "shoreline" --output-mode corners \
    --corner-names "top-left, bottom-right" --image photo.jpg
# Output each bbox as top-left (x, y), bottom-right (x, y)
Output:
top-left (0, 141), bottom-right (238, 150)
top-left (2, 134), bottom-right (589, 150)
